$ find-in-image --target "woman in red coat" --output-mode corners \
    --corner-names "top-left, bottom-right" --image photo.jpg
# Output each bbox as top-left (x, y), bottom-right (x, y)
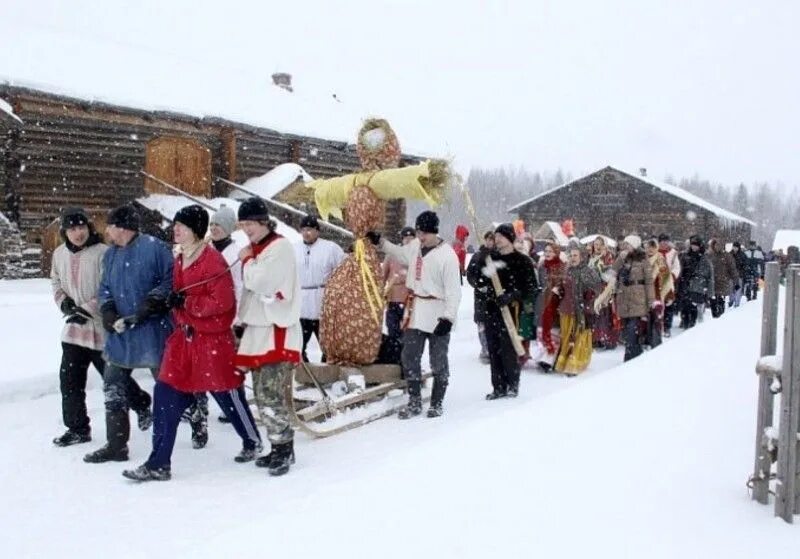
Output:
top-left (123, 205), bottom-right (261, 482)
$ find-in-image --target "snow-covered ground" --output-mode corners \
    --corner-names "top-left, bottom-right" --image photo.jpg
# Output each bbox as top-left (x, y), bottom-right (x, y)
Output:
top-left (0, 279), bottom-right (796, 557)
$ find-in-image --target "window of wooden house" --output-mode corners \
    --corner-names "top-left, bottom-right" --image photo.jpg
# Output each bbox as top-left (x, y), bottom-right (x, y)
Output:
top-left (144, 136), bottom-right (211, 197)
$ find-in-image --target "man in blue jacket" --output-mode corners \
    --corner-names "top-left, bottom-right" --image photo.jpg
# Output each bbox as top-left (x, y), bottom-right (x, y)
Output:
top-left (84, 205), bottom-right (175, 463)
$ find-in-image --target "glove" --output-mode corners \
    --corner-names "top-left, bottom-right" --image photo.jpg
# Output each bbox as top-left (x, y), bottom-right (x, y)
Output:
top-left (166, 291), bottom-right (186, 310)
top-left (432, 318), bottom-right (453, 337)
top-left (101, 302), bottom-right (120, 333)
top-left (365, 231), bottom-right (381, 246)
top-left (496, 292), bottom-right (515, 307)
top-left (233, 324), bottom-right (245, 339)
top-left (651, 300), bottom-right (663, 311)
top-left (135, 294), bottom-right (168, 322)
top-left (60, 296), bottom-right (77, 316)
top-left (65, 314), bottom-right (88, 325)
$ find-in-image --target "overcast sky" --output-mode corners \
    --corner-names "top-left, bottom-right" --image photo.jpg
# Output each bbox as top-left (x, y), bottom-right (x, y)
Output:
top-left (2, 0), bottom-right (798, 189)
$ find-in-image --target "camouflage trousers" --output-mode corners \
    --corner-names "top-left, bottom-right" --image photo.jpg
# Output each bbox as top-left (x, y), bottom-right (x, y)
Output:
top-left (252, 362), bottom-right (295, 445)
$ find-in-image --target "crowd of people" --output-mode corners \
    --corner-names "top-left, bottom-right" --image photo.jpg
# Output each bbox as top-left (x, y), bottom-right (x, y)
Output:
top-left (50, 199), bottom-right (772, 482)
top-left (461, 229), bottom-right (769, 394)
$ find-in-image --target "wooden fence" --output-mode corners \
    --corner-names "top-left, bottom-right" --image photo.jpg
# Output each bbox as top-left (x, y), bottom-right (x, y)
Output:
top-left (751, 262), bottom-right (800, 522)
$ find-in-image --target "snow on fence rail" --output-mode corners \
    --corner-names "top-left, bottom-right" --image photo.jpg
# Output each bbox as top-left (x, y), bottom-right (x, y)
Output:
top-left (751, 262), bottom-right (800, 522)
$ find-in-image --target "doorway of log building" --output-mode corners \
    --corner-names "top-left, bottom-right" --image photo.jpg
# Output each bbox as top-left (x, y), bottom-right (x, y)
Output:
top-left (144, 136), bottom-right (212, 197)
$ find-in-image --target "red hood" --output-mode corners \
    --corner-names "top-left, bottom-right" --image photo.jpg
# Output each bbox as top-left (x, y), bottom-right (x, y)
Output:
top-left (455, 225), bottom-right (469, 242)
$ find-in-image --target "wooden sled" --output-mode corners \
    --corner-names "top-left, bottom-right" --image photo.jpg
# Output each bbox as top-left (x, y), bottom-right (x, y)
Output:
top-left (283, 362), bottom-right (432, 438)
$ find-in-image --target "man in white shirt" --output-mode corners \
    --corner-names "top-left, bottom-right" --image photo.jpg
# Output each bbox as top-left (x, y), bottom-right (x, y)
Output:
top-left (374, 211), bottom-right (462, 419)
top-left (294, 215), bottom-right (344, 362)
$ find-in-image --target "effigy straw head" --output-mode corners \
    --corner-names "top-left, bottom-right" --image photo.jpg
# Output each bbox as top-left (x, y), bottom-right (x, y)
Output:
top-left (357, 118), bottom-right (401, 170)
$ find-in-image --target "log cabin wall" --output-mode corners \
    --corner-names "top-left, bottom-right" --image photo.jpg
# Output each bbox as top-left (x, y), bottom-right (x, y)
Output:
top-left (513, 167), bottom-right (752, 244)
top-left (0, 85), bottom-right (423, 271)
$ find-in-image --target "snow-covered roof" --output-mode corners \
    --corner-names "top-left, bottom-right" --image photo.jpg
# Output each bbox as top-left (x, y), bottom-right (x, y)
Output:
top-left (136, 194), bottom-right (302, 243)
top-left (772, 229), bottom-right (800, 252)
top-left (508, 166), bottom-right (755, 227)
top-left (580, 234), bottom-right (617, 248)
top-left (0, 27), bottom-right (434, 155)
top-left (0, 97), bottom-right (22, 124)
top-left (533, 221), bottom-right (570, 246)
top-left (230, 163), bottom-right (312, 201)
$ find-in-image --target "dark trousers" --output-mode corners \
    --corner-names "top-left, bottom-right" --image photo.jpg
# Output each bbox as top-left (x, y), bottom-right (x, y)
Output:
top-left (103, 364), bottom-right (156, 449)
top-left (680, 300), bottom-right (699, 329)
top-left (103, 364), bottom-right (154, 414)
top-left (485, 314), bottom-right (520, 393)
top-left (622, 318), bottom-right (643, 362)
top-left (147, 381), bottom-right (261, 470)
top-left (710, 296), bottom-right (726, 318)
top-left (401, 328), bottom-right (450, 382)
top-left (300, 318), bottom-right (325, 362)
top-left (744, 279), bottom-right (758, 301)
top-left (385, 302), bottom-right (405, 340)
top-left (59, 343), bottom-right (105, 434)
top-left (645, 311), bottom-right (662, 349)
top-left (663, 303), bottom-right (675, 333)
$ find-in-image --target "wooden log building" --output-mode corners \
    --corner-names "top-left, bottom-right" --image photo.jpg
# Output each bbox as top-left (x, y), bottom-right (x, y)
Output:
top-left (0, 83), bottom-right (419, 275)
top-left (508, 166), bottom-right (753, 245)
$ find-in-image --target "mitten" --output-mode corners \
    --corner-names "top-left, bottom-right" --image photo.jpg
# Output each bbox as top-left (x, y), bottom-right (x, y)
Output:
top-left (166, 291), bottom-right (186, 310)
top-left (433, 318), bottom-right (453, 337)
top-left (60, 296), bottom-right (77, 316)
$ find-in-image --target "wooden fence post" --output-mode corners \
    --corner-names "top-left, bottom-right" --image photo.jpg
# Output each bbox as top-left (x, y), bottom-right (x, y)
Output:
top-left (752, 262), bottom-right (780, 503)
top-left (775, 267), bottom-right (800, 522)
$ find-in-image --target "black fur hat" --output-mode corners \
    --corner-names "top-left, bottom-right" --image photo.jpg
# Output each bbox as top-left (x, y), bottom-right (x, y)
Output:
top-left (60, 207), bottom-right (90, 230)
top-left (107, 204), bottom-right (141, 232)
top-left (174, 204), bottom-right (209, 240)
top-left (415, 211), bottom-right (439, 234)
top-left (237, 197), bottom-right (270, 222)
top-left (494, 223), bottom-right (516, 244)
top-left (300, 215), bottom-right (320, 230)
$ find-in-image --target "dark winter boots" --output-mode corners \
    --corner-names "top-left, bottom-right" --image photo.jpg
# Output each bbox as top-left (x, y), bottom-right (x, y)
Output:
top-left (398, 380), bottom-right (423, 419)
top-left (426, 379), bottom-right (448, 418)
top-left (234, 447), bottom-right (258, 463)
top-left (265, 441), bottom-right (295, 476)
top-left (83, 444), bottom-right (129, 463)
top-left (485, 389), bottom-right (507, 400)
top-left (122, 464), bottom-right (171, 482)
top-left (84, 410), bottom-right (130, 463)
top-left (53, 430), bottom-right (91, 447)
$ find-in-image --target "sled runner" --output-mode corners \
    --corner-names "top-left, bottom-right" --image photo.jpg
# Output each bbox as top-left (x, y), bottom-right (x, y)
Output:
top-left (283, 363), bottom-right (432, 437)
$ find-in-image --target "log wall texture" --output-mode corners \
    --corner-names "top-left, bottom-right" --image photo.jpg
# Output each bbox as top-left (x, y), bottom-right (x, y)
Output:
top-left (513, 167), bottom-right (752, 244)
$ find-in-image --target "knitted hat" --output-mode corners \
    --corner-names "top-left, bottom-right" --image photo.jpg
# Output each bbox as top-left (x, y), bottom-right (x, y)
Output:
top-left (174, 204), bottom-right (209, 240)
top-left (623, 235), bottom-right (642, 250)
top-left (494, 223), bottom-right (516, 244)
top-left (300, 215), bottom-right (320, 230)
top-left (237, 197), bottom-right (270, 222)
top-left (60, 207), bottom-right (90, 230)
top-left (658, 233), bottom-right (670, 242)
top-left (107, 204), bottom-right (141, 232)
top-left (689, 235), bottom-right (704, 247)
top-left (210, 205), bottom-right (237, 236)
top-left (733, 241), bottom-right (742, 249)
top-left (415, 211), bottom-right (439, 234)
top-left (400, 226), bottom-right (415, 238)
